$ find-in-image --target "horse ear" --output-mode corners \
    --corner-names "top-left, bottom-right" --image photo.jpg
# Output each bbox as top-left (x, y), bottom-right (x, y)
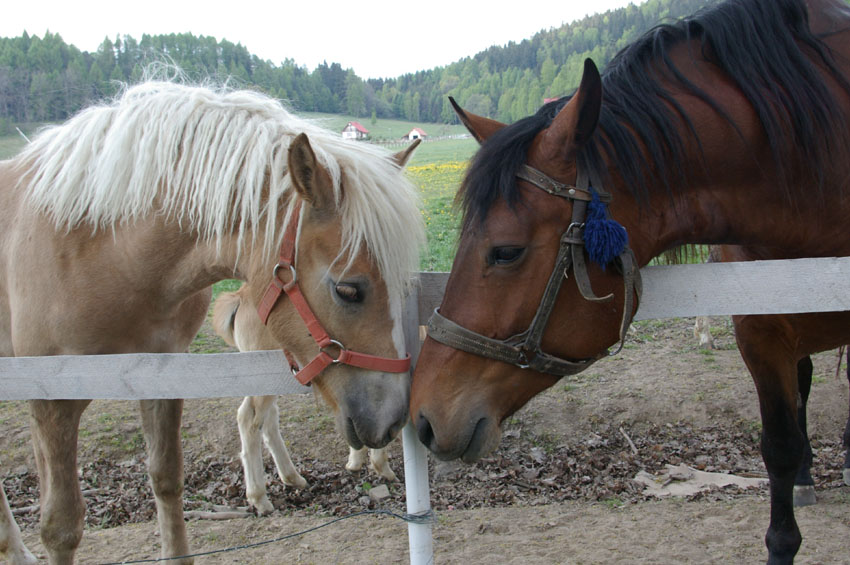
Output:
top-left (541, 59), bottom-right (602, 161)
top-left (449, 97), bottom-right (506, 144)
top-left (392, 138), bottom-right (421, 169)
top-left (288, 133), bottom-right (335, 211)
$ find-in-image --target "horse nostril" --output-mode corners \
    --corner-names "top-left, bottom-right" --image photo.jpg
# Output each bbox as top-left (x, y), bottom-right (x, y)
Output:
top-left (416, 412), bottom-right (435, 448)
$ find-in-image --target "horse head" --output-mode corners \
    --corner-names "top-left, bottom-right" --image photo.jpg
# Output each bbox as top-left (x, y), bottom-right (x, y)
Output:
top-left (412, 60), bottom-right (640, 462)
top-left (241, 133), bottom-right (421, 450)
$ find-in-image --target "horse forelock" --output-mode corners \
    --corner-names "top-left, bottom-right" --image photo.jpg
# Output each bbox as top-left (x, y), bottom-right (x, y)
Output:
top-left (459, 101), bottom-right (561, 228)
top-left (322, 139), bottom-right (424, 296)
top-left (16, 80), bottom-right (423, 296)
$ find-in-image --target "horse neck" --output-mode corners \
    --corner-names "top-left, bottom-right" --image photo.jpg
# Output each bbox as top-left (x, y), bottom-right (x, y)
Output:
top-left (109, 218), bottom-right (249, 306)
top-left (604, 60), bottom-right (840, 264)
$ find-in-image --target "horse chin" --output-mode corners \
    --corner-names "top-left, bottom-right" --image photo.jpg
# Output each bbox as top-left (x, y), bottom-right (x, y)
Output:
top-left (459, 417), bottom-right (502, 463)
top-left (342, 416), bottom-right (365, 450)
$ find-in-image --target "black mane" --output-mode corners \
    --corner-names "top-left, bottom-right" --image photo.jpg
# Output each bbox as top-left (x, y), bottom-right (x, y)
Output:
top-left (460, 0), bottom-right (850, 223)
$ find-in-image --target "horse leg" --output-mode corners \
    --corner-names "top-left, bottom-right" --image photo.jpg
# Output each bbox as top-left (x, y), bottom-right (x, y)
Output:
top-left (139, 399), bottom-right (191, 564)
top-left (735, 317), bottom-right (803, 564)
top-left (345, 446), bottom-right (368, 472)
top-left (237, 396), bottom-right (273, 515)
top-left (260, 397), bottom-right (307, 491)
top-left (693, 316), bottom-right (715, 349)
top-left (368, 448), bottom-right (398, 482)
top-left (0, 483), bottom-right (37, 565)
top-left (29, 399), bottom-right (90, 565)
top-left (792, 356), bottom-right (816, 506)
top-left (844, 348), bottom-right (850, 486)
top-left (693, 247), bottom-right (718, 350)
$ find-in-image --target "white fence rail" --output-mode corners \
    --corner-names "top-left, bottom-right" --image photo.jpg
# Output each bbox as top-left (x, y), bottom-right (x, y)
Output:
top-left (3, 256), bottom-right (850, 565)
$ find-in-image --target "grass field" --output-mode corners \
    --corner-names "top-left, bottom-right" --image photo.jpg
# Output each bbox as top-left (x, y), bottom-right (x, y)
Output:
top-left (0, 134), bottom-right (27, 160)
top-left (407, 160), bottom-right (468, 271)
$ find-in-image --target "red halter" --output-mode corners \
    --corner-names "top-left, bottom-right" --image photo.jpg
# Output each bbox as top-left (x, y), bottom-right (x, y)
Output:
top-left (256, 200), bottom-right (411, 385)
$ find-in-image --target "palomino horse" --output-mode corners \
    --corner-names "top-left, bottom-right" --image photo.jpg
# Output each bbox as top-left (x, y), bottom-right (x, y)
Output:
top-left (411, 0), bottom-right (850, 562)
top-left (0, 80), bottom-right (423, 564)
top-left (212, 287), bottom-right (398, 516)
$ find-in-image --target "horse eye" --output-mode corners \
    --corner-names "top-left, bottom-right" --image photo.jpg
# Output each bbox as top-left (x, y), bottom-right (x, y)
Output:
top-left (335, 283), bottom-right (362, 303)
top-left (489, 246), bottom-right (525, 265)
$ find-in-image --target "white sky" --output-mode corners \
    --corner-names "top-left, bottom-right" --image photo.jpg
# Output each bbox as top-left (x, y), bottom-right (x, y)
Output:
top-left (2, 0), bottom-right (637, 79)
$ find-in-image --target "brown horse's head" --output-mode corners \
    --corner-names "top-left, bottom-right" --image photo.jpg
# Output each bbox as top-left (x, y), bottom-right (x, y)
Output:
top-left (412, 60), bottom-right (637, 462)
top-left (240, 133), bottom-right (422, 450)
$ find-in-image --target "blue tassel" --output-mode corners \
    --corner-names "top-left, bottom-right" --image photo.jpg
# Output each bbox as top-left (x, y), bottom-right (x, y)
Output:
top-left (584, 189), bottom-right (627, 268)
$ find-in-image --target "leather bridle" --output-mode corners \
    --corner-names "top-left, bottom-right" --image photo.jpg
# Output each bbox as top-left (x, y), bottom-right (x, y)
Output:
top-left (426, 162), bottom-right (642, 377)
top-left (256, 200), bottom-right (411, 385)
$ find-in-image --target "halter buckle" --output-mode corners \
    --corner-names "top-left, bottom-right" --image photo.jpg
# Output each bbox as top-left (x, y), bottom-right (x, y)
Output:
top-left (321, 339), bottom-right (347, 364)
top-left (516, 349), bottom-right (531, 370)
top-left (273, 263), bottom-right (297, 286)
top-left (563, 222), bottom-right (585, 244)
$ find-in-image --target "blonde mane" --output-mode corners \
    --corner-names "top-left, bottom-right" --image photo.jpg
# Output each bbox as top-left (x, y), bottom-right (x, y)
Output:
top-left (16, 80), bottom-right (423, 294)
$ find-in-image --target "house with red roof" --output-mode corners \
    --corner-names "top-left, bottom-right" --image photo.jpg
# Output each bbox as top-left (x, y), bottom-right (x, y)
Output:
top-left (406, 127), bottom-right (427, 141)
top-left (342, 121), bottom-right (369, 140)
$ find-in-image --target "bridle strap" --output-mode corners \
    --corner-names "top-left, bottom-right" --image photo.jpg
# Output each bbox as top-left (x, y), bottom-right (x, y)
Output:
top-left (256, 199), bottom-right (411, 385)
top-left (516, 165), bottom-right (611, 203)
top-left (520, 162), bottom-right (640, 355)
top-left (426, 162), bottom-right (641, 378)
top-left (257, 201), bottom-right (301, 325)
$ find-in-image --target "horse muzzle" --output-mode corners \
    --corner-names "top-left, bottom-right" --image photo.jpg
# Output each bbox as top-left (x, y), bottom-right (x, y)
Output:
top-left (414, 407), bottom-right (501, 462)
top-left (337, 375), bottom-right (409, 449)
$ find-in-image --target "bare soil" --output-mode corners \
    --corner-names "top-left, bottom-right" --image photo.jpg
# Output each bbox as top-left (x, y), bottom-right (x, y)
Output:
top-left (2, 317), bottom-right (849, 564)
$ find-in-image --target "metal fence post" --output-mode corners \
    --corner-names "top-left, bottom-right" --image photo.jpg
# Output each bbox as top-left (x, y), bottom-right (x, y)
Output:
top-left (402, 285), bottom-right (433, 564)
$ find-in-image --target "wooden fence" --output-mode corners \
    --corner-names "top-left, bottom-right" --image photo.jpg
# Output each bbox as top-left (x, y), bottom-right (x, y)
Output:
top-left (3, 256), bottom-right (850, 564)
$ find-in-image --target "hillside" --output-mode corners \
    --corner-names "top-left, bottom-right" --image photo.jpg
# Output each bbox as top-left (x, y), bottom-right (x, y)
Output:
top-left (0, 0), bottom-right (715, 129)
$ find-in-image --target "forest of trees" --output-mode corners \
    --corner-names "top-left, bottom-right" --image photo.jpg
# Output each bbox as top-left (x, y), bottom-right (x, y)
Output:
top-left (0, 0), bottom-right (710, 132)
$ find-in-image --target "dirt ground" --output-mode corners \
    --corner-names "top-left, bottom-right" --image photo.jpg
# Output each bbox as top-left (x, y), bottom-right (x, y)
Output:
top-left (2, 316), bottom-right (849, 564)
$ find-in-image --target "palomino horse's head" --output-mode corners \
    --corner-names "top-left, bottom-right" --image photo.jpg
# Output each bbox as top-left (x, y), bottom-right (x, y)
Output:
top-left (412, 60), bottom-right (640, 462)
top-left (240, 133), bottom-right (422, 450)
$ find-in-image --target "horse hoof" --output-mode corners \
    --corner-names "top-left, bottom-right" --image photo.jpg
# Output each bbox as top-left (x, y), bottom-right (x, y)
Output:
top-left (251, 496), bottom-right (274, 516)
top-left (843, 468), bottom-right (850, 487)
top-left (369, 462), bottom-right (398, 482)
top-left (284, 474), bottom-right (307, 489)
top-left (793, 485), bottom-right (816, 507)
top-left (6, 546), bottom-right (38, 565)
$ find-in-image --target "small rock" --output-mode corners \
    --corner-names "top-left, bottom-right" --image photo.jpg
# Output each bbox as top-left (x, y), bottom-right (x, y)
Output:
top-left (477, 522), bottom-right (509, 534)
top-left (368, 484), bottom-right (391, 502)
top-left (530, 446), bottom-right (547, 464)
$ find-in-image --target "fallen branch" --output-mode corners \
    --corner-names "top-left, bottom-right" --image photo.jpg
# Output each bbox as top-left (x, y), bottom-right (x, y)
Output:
top-left (619, 426), bottom-right (638, 455)
top-left (11, 488), bottom-right (104, 516)
top-left (184, 510), bottom-right (252, 520)
top-left (11, 504), bottom-right (38, 516)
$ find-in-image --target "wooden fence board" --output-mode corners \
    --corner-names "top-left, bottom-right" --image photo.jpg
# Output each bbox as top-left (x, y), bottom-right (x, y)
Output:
top-left (416, 257), bottom-right (850, 321)
top-left (0, 351), bottom-right (309, 400)
top-left (634, 257), bottom-right (850, 319)
top-left (2, 257), bottom-right (850, 401)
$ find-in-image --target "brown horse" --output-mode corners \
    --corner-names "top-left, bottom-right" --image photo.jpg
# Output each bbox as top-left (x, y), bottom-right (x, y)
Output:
top-left (410, 1), bottom-right (850, 563)
top-left (0, 79), bottom-right (422, 564)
